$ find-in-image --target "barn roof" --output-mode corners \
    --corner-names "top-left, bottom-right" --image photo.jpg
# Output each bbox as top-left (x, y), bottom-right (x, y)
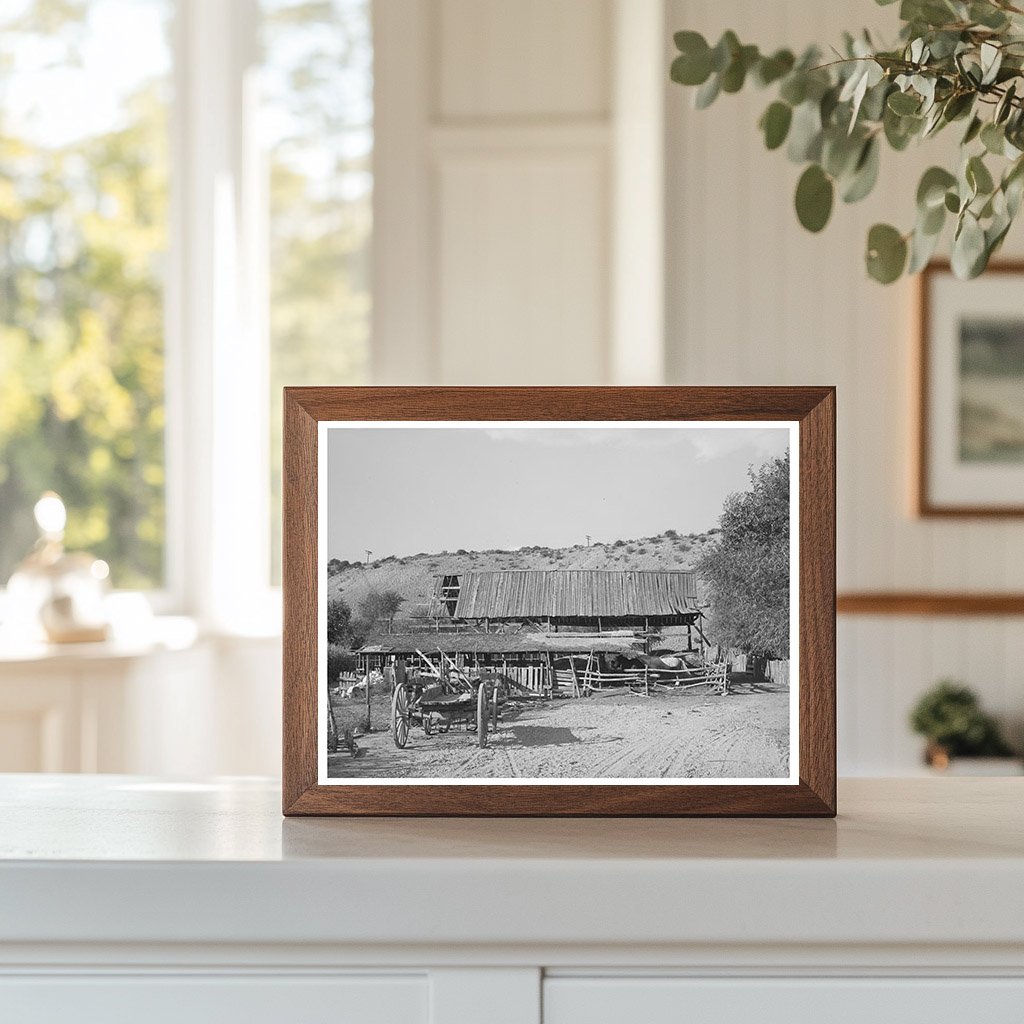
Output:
top-left (449, 570), bottom-right (699, 620)
top-left (357, 631), bottom-right (643, 656)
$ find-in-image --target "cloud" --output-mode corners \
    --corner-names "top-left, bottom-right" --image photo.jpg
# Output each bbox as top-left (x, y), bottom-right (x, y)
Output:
top-left (688, 427), bottom-right (790, 463)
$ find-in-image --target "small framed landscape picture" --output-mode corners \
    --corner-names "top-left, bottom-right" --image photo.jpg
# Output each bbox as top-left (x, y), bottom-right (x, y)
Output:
top-left (918, 262), bottom-right (1024, 516)
top-left (282, 387), bottom-right (836, 816)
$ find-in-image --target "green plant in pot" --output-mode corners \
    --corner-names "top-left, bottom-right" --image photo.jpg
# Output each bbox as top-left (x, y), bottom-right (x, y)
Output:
top-left (670, 0), bottom-right (1024, 283)
top-left (909, 680), bottom-right (1015, 768)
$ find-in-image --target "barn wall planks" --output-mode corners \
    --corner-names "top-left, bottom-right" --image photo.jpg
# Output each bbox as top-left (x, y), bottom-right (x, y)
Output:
top-left (665, 0), bottom-right (1024, 774)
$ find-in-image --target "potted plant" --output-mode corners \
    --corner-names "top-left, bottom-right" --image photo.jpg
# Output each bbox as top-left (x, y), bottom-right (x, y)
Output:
top-left (909, 680), bottom-right (1019, 772)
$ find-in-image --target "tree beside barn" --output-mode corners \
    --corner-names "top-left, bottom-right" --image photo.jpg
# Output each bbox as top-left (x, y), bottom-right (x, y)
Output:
top-left (697, 453), bottom-right (790, 661)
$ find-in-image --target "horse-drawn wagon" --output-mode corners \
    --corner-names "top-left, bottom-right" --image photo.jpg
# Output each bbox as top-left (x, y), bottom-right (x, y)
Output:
top-left (391, 674), bottom-right (500, 749)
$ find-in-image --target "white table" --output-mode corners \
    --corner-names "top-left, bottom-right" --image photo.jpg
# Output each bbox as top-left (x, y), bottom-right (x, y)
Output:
top-left (1, 776), bottom-right (1023, 1023)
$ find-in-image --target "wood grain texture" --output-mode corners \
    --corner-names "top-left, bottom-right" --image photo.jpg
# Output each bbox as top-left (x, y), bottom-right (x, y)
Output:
top-left (838, 592), bottom-right (1024, 616)
top-left (916, 260), bottom-right (1024, 518)
top-left (282, 387), bottom-right (836, 817)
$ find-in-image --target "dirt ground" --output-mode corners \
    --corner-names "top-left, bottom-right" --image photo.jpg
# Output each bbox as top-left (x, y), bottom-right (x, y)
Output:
top-left (327, 679), bottom-right (790, 780)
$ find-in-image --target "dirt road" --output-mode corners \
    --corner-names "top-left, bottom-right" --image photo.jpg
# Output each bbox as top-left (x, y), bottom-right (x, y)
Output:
top-left (327, 682), bottom-right (790, 780)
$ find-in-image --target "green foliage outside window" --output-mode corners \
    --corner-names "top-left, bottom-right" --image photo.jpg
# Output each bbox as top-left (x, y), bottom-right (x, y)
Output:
top-left (0, 1), bottom-right (170, 587)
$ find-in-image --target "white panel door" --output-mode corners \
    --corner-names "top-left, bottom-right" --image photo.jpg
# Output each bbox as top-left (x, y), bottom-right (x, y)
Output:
top-left (437, 151), bottom-right (608, 384)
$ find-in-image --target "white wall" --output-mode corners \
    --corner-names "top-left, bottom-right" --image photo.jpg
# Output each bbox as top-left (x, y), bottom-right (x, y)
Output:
top-left (373, 0), bottom-right (666, 386)
top-left (665, 0), bottom-right (1024, 771)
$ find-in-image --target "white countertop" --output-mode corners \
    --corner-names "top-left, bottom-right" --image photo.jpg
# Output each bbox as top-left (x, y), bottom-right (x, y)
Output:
top-left (1, 776), bottom-right (1022, 953)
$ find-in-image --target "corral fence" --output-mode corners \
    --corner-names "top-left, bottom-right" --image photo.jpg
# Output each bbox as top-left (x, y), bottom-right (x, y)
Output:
top-left (551, 656), bottom-right (728, 696)
top-left (724, 651), bottom-right (790, 686)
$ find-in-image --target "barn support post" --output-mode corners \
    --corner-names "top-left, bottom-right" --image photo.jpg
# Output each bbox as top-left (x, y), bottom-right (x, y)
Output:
top-left (568, 656), bottom-right (581, 698)
top-left (366, 658), bottom-right (374, 732)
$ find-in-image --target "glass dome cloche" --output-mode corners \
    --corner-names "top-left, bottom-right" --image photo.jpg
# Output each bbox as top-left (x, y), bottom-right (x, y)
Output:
top-left (5, 492), bottom-right (111, 644)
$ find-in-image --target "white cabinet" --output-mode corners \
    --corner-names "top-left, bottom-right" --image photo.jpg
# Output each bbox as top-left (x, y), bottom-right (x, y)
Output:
top-left (0, 975), bottom-right (428, 1024)
top-left (544, 977), bottom-right (1024, 1024)
top-left (1, 777), bottom-right (1023, 1024)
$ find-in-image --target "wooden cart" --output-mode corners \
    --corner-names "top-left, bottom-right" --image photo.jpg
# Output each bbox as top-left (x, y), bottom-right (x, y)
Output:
top-left (391, 676), bottom-right (500, 749)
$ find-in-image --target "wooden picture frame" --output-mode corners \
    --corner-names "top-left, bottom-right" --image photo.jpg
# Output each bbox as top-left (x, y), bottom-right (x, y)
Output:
top-left (283, 387), bottom-right (836, 816)
top-left (917, 260), bottom-right (1024, 517)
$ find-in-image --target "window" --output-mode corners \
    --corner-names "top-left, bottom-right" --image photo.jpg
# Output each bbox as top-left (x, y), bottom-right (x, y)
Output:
top-left (262, 0), bottom-right (372, 580)
top-left (0, 0), bottom-right (373, 615)
top-left (0, 0), bottom-right (172, 589)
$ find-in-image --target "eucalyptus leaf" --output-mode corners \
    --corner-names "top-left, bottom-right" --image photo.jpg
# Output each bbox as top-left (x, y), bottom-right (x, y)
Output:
top-left (967, 154), bottom-right (995, 195)
top-left (970, 2), bottom-right (1009, 29)
top-left (710, 31), bottom-right (740, 73)
top-left (996, 82), bottom-right (1017, 124)
top-left (721, 44), bottom-right (758, 93)
top-left (787, 101), bottom-right (823, 162)
top-left (908, 221), bottom-right (942, 273)
top-left (822, 128), bottom-right (863, 178)
top-left (981, 121), bottom-right (1005, 155)
top-left (980, 42), bottom-right (1002, 86)
top-left (917, 166), bottom-right (957, 210)
top-left (694, 73), bottom-right (721, 109)
top-left (760, 101), bottom-right (793, 150)
top-left (962, 115), bottom-right (983, 145)
top-left (842, 137), bottom-right (881, 203)
top-left (920, 200), bottom-right (946, 235)
top-left (671, 51), bottom-right (711, 87)
top-left (951, 211), bottom-right (987, 278)
top-left (942, 91), bottom-right (974, 122)
top-left (866, 223), bottom-right (908, 283)
top-left (888, 90), bottom-right (921, 115)
top-left (795, 164), bottom-right (834, 232)
top-left (754, 49), bottom-right (795, 87)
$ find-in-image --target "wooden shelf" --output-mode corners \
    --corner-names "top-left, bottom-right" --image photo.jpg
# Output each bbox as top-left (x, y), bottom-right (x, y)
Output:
top-left (838, 592), bottom-right (1024, 616)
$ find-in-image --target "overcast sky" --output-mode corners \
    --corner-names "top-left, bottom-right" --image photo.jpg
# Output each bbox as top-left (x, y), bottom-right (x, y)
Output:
top-left (326, 425), bottom-right (790, 562)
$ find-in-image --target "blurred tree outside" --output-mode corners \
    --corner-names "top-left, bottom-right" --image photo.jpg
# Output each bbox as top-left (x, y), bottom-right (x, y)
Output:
top-left (0, 0), bottom-right (372, 593)
top-left (0, 0), bottom-right (171, 588)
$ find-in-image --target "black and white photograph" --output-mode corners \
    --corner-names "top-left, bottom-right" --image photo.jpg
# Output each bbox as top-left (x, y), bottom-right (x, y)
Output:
top-left (318, 422), bottom-right (798, 784)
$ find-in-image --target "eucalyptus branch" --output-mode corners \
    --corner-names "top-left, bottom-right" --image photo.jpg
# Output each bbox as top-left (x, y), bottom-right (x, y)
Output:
top-left (670, 0), bottom-right (1024, 283)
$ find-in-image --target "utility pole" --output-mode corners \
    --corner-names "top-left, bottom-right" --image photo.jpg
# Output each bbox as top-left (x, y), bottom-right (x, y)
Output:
top-left (585, 534), bottom-right (592, 547)
top-left (365, 549), bottom-right (372, 564)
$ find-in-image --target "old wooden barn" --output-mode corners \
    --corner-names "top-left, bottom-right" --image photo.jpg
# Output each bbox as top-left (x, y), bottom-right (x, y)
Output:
top-left (356, 570), bottom-right (715, 695)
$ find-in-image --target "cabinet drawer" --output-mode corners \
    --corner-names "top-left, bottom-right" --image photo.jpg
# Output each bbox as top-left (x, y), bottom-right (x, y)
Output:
top-left (0, 974), bottom-right (427, 1024)
top-left (544, 977), bottom-right (1024, 1024)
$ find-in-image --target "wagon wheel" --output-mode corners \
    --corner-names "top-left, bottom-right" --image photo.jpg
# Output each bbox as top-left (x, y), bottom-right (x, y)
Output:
top-left (476, 683), bottom-right (489, 748)
top-left (392, 683), bottom-right (410, 749)
top-left (491, 683), bottom-right (499, 733)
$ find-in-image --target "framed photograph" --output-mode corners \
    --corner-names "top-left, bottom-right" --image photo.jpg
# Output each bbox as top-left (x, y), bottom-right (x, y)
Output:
top-left (283, 387), bottom-right (835, 816)
top-left (918, 261), bottom-right (1024, 516)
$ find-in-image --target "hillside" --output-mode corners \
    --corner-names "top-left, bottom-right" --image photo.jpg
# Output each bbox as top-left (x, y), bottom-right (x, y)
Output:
top-left (326, 529), bottom-right (720, 626)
